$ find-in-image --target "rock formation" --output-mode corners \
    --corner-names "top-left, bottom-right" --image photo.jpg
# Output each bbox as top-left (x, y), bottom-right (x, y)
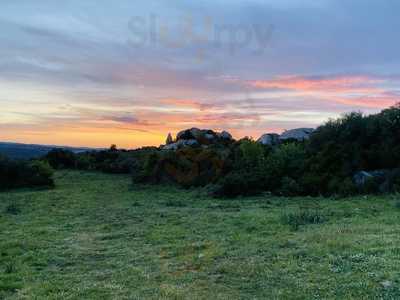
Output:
top-left (257, 133), bottom-right (280, 146)
top-left (257, 128), bottom-right (315, 145)
top-left (279, 128), bottom-right (315, 141)
top-left (162, 128), bottom-right (233, 150)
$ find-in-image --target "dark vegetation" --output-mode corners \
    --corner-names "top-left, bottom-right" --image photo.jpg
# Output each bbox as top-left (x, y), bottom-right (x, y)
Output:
top-left (1, 104), bottom-right (395, 196)
top-left (0, 155), bottom-right (54, 190)
top-left (0, 142), bottom-right (92, 160)
top-left (36, 104), bottom-right (400, 198)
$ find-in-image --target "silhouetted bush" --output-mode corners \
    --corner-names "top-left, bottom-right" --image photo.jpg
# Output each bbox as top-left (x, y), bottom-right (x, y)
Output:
top-left (0, 157), bottom-right (54, 190)
top-left (264, 143), bottom-right (306, 193)
top-left (45, 149), bottom-right (77, 169)
top-left (279, 177), bottom-right (302, 196)
top-left (359, 177), bottom-right (381, 195)
top-left (132, 147), bottom-right (230, 187)
top-left (211, 171), bottom-right (264, 198)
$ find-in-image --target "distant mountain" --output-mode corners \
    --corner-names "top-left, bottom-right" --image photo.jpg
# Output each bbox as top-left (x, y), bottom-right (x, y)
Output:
top-left (0, 142), bottom-right (96, 160)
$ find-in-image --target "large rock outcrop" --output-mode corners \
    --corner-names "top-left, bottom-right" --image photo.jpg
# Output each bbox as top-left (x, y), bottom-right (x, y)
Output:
top-left (257, 128), bottom-right (315, 145)
top-left (162, 128), bottom-right (233, 150)
top-left (279, 128), bottom-right (315, 141)
top-left (163, 139), bottom-right (199, 151)
top-left (257, 133), bottom-right (280, 146)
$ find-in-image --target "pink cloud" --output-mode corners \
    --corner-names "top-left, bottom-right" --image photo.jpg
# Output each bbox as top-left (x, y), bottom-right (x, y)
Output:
top-left (160, 98), bottom-right (211, 111)
top-left (246, 75), bottom-right (384, 94)
top-left (334, 95), bottom-right (399, 109)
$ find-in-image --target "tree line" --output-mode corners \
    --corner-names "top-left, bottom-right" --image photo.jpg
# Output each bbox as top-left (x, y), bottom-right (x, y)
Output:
top-left (2, 104), bottom-right (400, 196)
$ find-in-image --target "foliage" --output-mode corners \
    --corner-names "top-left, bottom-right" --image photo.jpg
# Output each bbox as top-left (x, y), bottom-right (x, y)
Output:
top-left (133, 147), bottom-right (230, 187)
top-left (37, 103), bottom-right (400, 198)
top-left (238, 139), bottom-right (266, 170)
top-left (0, 157), bottom-right (54, 190)
top-left (210, 171), bottom-right (264, 198)
top-left (279, 177), bottom-right (302, 196)
top-left (264, 143), bottom-right (306, 192)
top-left (45, 149), bottom-right (77, 169)
top-left (305, 105), bottom-right (400, 194)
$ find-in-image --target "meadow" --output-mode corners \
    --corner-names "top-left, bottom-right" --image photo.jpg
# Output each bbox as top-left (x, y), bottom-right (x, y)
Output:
top-left (1, 171), bottom-right (399, 299)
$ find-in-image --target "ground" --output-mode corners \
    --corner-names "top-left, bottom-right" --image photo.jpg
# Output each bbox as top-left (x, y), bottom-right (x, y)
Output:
top-left (0, 171), bottom-right (399, 299)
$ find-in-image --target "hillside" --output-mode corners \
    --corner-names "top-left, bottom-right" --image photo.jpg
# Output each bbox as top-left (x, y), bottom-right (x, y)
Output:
top-left (1, 171), bottom-right (399, 299)
top-left (0, 142), bottom-right (96, 160)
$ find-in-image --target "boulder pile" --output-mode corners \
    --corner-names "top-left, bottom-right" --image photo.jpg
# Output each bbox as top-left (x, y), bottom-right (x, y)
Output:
top-left (162, 128), bottom-right (233, 150)
top-left (258, 128), bottom-right (315, 146)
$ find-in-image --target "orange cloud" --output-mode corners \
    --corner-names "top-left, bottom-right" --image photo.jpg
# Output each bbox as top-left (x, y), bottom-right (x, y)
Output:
top-left (160, 98), bottom-right (213, 111)
top-left (334, 95), bottom-right (399, 109)
top-left (247, 75), bottom-right (384, 94)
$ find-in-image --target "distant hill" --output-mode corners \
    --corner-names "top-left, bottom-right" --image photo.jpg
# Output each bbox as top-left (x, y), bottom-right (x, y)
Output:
top-left (0, 142), bottom-right (96, 160)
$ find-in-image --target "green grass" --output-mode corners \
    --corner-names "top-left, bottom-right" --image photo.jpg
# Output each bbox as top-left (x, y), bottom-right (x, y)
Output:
top-left (0, 171), bottom-right (399, 299)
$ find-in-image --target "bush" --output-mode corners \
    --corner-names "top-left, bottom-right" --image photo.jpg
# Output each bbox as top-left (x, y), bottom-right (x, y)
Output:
top-left (74, 154), bottom-right (94, 170)
top-left (211, 171), bottom-right (264, 198)
top-left (279, 177), bottom-right (302, 196)
top-left (264, 143), bottom-right (306, 193)
top-left (45, 149), bottom-right (77, 169)
top-left (132, 152), bottom-right (160, 184)
top-left (338, 178), bottom-right (358, 197)
top-left (305, 104), bottom-right (400, 195)
top-left (132, 147), bottom-right (230, 187)
top-left (327, 177), bottom-right (358, 197)
top-left (359, 177), bottom-right (381, 194)
top-left (238, 139), bottom-right (266, 170)
top-left (27, 160), bottom-right (54, 186)
top-left (0, 158), bottom-right (54, 190)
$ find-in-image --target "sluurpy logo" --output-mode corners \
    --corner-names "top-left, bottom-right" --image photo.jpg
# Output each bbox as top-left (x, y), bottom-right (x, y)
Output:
top-left (127, 14), bottom-right (274, 60)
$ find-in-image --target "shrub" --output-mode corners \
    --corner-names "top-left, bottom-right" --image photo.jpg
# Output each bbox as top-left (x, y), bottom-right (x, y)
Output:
top-left (132, 147), bottom-right (230, 187)
top-left (238, 139), bottom-right (266, 170)
top-left (45, 149), bottom-right (77, 169)
top-left (211, 171), bottom-right (264, 198)
top-left (327, 177), bottom-right (358, 197)
top-left (383, 169), bottom-right (400, 193)
top-left (0, 158), bottom-right (54, 190)
top-left (338, 178), bottom-right (358, 197)
top-left (279, 177), bottom-right (302, 196)
top-left (359, 177), bottom-right (381, 194)
top-left (299, 172), bottom-right (326, 196)
top-left (305, 104), bottom-right (400, 195)
top-left (27, 160), bottom-right (54, 186)
top-left (281, 210), bottom-right (326, 231)
top-left (264, 143), bottom-right (306, 193)
top-left (74, 154), bottom-right (94, 170)
top-left (132, 152), bottom-right (160, 184)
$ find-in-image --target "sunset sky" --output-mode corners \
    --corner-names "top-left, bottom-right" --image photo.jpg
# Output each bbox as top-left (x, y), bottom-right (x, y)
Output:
top-left (1, 0), bottom-right (400, 148)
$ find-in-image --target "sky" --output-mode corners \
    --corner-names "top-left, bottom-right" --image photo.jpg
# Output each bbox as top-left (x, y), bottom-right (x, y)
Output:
top-left (1, 0), bottom-right (400, 148)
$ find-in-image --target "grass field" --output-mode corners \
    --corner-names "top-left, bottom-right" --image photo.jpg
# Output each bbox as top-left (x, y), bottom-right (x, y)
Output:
top-left (1, 171), bottom-right (399, 299)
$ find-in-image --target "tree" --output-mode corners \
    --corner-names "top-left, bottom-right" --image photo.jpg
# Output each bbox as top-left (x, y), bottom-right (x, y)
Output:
top-left (166, 133), bottom-right (173, 145)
